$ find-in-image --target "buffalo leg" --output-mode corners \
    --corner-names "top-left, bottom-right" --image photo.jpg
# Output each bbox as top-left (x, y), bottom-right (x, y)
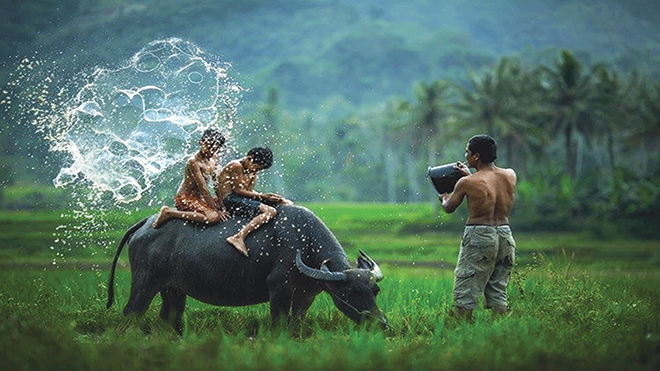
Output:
top-left (292, 296), bottom-right (315, 320)
top-left (268, 290), bottom-right (292, 326)
top-left (160, 287), bottom-right (187, 335)
top-left (123, 286), bottom-right (158, 316)
top-left (123, 272), bottom-right (161, 316)
top-left (267, 270), bottom-right (292, 326)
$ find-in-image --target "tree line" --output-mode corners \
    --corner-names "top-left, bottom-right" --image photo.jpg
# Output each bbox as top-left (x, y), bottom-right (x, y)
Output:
top-left (240, 50), bottom-right (659, 236)
top-left (1, 49), bottom-right (658, 237)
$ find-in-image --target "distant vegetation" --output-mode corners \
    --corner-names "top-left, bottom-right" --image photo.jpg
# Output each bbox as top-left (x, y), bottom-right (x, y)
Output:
top-left (1, 0), bottom-right (659, 237)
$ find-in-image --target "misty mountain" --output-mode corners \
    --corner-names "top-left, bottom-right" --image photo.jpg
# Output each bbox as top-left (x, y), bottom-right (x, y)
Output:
top-left (3, 0), bottom-right (660, 110)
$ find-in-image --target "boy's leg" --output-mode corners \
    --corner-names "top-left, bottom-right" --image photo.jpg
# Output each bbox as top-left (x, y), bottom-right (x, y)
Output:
top-left (171, 209), bottom-right (219, 224)
top-left (153, 208), bottom-right (219, 228)
top-left (153, 205), bottom-right (173, 228)
top-left (227, 204), bottom-right (277, 256)
top-left (152, 196), bottom-right (219, 228)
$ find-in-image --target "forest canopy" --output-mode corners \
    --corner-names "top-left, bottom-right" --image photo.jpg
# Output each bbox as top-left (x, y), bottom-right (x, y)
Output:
top-left (1, 0), bottom-right (659, 236)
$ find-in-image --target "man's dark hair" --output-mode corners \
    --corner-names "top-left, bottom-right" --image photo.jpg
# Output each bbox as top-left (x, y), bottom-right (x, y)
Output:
top-left (248, 147), bottom-right (273, 169)
top-left (200, 128), bottom-right (226, 149)
top-left (468, 135), bottom-right (497, 164)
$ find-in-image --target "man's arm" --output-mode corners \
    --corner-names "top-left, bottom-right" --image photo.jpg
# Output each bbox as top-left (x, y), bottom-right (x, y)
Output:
top-left (441, 177), bottom-right (468, 214)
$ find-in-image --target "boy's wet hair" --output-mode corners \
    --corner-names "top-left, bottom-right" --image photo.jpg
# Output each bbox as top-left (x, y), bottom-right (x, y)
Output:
top-left (248, 147), bottom-right (273, 169)
top-left (200, 128), bottom-right (226, 149)
top-left (468, 135), bottom-right (497, 164)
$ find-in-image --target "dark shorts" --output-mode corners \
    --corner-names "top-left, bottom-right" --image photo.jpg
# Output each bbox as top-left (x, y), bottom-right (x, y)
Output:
top-left (222, 193), bottom-right (263, 219)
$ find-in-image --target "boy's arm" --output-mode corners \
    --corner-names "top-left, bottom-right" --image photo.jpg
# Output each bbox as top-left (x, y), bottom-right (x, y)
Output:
top-left (188, 159), bottom-right (217, 207)
top-left (223, 163), bottom-right (264, 200)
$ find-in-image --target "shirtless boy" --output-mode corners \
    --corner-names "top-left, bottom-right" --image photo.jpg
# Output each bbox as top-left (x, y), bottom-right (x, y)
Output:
top-left (215, 147), bottom-right (292, 257)
top-left (440, 135), bottom-right (517, 320)
top-left (152, 128), bottom-right (229, 228)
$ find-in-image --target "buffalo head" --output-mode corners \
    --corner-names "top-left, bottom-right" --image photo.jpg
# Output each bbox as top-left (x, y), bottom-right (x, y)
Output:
top-left (295, 250), bottom-right (387, 328)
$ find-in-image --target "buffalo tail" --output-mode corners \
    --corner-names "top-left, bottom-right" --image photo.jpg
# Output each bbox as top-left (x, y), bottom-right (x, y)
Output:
top-left (106, 217), bottom-right (148, 309)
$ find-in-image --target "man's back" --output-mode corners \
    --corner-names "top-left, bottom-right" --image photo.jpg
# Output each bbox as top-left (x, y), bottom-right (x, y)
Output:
top-left (462, 166), bottom-right (516, 225)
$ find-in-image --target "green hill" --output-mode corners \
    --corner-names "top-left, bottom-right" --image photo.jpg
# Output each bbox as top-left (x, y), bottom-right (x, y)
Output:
top-left (2, 0), bottom-right (660, 109)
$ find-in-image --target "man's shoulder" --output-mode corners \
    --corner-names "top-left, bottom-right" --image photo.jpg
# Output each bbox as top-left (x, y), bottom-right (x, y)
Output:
top-left (454, 174), bottom-right (475, 192)
top-left (500, 167), bottom-right (517, 181)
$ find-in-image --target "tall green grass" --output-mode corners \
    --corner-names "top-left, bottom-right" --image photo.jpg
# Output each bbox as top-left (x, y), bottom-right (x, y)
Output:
top-left (1, 262), bottom-right (659, 370)
top-left (1, 204), bottom-right (660, 369)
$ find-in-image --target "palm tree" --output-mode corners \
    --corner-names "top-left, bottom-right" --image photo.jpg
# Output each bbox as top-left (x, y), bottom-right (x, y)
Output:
top-left (632, 80), bottom-right (660, 174)
top-left (536, 50), bottom-right (594, 179)
top-left (410, 80), bottom-right (453, 166)
top-left (457, 58), bottom-right (541, 174)
top-left (257, 86), bottom-right (286, 193)
top-left (588, 65), bottom-right (643, 172)
top-left (409, 80), bottom-right (454, 208)
top-left (380, 98), bottom-right (412, 202)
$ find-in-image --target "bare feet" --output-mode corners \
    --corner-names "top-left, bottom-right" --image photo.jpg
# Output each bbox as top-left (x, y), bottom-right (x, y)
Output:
top-left (226, 235), bottom-right (249, 257)
top-left (492, 304), bottom-right (508, 315)
top-left (152, 206), bottom-right (171, 228)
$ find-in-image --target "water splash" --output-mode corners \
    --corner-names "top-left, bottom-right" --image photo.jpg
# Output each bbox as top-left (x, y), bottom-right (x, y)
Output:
top-left (41, 38), bottom-right (242, 203)
top-left (5, 39), bottom-right (243, 265)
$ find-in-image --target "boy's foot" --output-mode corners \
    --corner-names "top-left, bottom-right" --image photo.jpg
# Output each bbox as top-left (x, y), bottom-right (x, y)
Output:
top-left (226, 235), bottom-right (249, 257)
top-left (152, 206), bottom-right (171, 228)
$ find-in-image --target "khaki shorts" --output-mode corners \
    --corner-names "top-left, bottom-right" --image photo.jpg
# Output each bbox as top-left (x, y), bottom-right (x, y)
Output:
top-left (454, 225), bottom-right (516, 310)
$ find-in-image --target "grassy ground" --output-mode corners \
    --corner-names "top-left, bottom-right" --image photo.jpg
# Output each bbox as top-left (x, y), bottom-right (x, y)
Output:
top-left (1, 203), bottom-right (659, 370)
top-left (5, 202), bottom-right (658, 270)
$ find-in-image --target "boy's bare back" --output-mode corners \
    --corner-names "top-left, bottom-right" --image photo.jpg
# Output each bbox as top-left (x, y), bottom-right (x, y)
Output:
top-left (216, 159), bottom-right (259, 199)
top-left (441, 135), bottom-right (517, 226)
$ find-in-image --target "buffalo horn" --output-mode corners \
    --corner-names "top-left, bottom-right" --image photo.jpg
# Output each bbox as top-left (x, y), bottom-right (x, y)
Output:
top-left (358, 250), bottom-right (384, 282)
top-left (296, 251), bottom-right (347, 281)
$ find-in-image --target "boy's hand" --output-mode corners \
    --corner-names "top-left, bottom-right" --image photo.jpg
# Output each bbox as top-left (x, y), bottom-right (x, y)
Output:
top-left (263, 193), bottom-right (282, 202)
top-left (264, 193), bottom-right (293, 205)
top-left (218, 210), bottom-right (230, 222)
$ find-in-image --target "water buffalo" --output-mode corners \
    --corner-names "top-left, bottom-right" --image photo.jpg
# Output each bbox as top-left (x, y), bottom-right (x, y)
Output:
top-left (106, 204), bottom-right (386, 334)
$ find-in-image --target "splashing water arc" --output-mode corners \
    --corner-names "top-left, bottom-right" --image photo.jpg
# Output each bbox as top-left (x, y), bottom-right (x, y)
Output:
top-left (54, 38), bottom-right (241, 203)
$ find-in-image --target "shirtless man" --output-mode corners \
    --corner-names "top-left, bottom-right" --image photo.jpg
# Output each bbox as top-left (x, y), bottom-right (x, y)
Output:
top-left (152, 128), bottom-right (229, 228)
top-left (440, 135), bottom-right (517, 320)
top-left (215, 147), bottom-right (292, 257)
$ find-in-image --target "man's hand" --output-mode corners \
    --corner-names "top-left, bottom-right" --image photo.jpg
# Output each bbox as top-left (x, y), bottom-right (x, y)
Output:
top-left (454, 162), bottom-right (471, 176)
top-left (440, 193), bottom-right (451, 203)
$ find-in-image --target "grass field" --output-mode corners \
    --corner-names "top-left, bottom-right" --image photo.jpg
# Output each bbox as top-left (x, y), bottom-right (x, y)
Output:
top-left (1, 203), bottom-right (660, 370)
